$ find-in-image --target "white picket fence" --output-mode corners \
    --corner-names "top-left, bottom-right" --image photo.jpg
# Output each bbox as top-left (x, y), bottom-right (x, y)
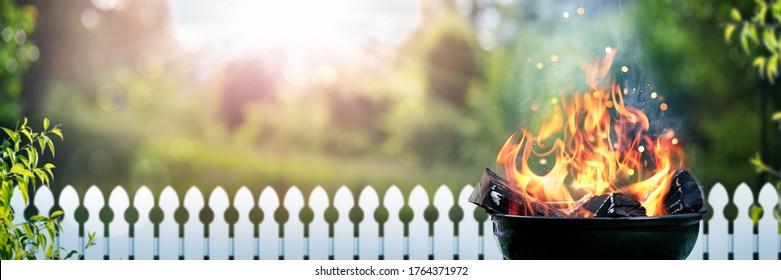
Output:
top-left (9, 183), bottom-right (781, 260)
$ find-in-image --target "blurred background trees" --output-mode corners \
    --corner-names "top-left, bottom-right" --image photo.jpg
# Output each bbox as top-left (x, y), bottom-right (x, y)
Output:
top-left (2, 0), bottom-right (779, 197)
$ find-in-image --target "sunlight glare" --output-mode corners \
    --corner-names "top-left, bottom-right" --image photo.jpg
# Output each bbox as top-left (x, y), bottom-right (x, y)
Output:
top-left (167, 0), bottom-right (419, 57)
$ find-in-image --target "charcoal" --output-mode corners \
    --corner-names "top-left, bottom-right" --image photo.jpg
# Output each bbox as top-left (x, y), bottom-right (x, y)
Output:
top-left (469, 168), bottom-right (565, 217)
top-left (664, 170), bottom-right (704, 215)
top-left (582, 194), bottom-right (609, 213)
top-left (594, 193), bottom-right (647, 217)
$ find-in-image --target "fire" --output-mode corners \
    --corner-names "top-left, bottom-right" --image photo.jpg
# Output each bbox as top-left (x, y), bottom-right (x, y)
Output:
top-left (497, 50), bottom-right (684, 216)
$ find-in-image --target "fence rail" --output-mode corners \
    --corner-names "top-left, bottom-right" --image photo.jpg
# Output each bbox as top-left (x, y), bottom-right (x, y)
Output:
top-left (10, 183), bottom-right (781, 260)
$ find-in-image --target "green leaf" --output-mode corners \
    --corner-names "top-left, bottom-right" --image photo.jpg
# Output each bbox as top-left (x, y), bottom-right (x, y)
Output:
top-left (750, 153), bottom-right (772, 172)
top-left (763, 28), bottom-right (779, 55)
top-left (51, 128), bottom-right (63, 140)
top-left (43, 118), bottom-right (49, 130)
top-left (731, 8), bottom-right (742, 21)
top-left (767, 54), bottom-right (779, 82)
top-left (725, 24), bottom-right (736, 41)
top-left (20, 128), bottom-right (32, 142)
top-left (44, 163), bottom-right (55, 170)
top-left (2, 128), bottom-right (17, 143)
top-left (749, 24), bottom-right (759, 43)
top-left (38, 137), bottom-right (45, 154)
top-left (6, 147), bottom-right (16, 165)
top-left (44, 135), bottom-right (55, 157)
top-left (755, 2), bottom-right (768, 25)
top-left (51, 210), bottom-right (63, 218)
top-left (45, 243), bottom-right (52, 259)
top-left (22, 117), bottom-right (28, 128)
top-left (18, 180), bottom-right (28, 205)
top-left (758, 58), bottom-right (771, 74)
top-left (10, 163), bottom-right (33, 177)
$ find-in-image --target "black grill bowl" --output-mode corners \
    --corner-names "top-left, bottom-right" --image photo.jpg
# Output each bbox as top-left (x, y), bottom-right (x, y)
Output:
top-left (491, 211), bottom-right (705, 260)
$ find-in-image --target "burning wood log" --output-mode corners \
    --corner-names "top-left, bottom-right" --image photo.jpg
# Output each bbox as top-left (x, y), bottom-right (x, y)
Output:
top-left (469, 168), bottom-right (565, 217)
top-left (594, 193), bottom-right (647, 217)
top-left (567, 193), bottom-right (647, 217)
top-left (664, 170), bottom-right (704, 215)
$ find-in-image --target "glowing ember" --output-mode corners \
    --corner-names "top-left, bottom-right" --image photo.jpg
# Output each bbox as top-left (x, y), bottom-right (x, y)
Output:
top-left (496, 49), bottom-right (684, 216)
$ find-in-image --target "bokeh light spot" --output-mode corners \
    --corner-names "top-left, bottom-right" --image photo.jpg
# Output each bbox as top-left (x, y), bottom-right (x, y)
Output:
top-left (283, 58), bottom-right (312, 87)
top-left (96, 83), bottom-right (125, 111)
top-left (137, 51), bottom-right (165, 78)
top-left (313, 65), bottom-right (339, 90)
top-left (5, 58), bottom-right (18, 73)
top-left (170, 138), bottom-right (195, 161)
top-left (81, 8), bottom-right (101, 29)
top-left (563, 11), bottom-right (570, 18)
top-left (621, 66), bottom-right (629, 72)
top-left (660, 103), bottom-right (668, 111)
top-left (550, 55), bottom-right (559, 62)
top-left (536, 62), bottom-right (544, 69)
top-left (651, 92), bottom-right (658, 99)
top-left (25, 45), bottom-right (40, 62)
top-left (577, 7), bottom-right (585, 15)
top-left (14, 30), bottom-right (26, 45)
top-left (1, 27), bottom-right (12, 42)
top-left (129, 83), bottom-right (152, 108)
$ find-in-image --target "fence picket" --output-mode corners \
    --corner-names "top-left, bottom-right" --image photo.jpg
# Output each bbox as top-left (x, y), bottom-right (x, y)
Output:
top-left (457, 185), bottom-right (478, 260)
top-left (733, 184), bottom-right (753, 260)
top-left (182, 187), bottom-right (204, 260)
top-left (10, 187), bottom-right (25, 225)
top-left (408, 186), bottom-right (428, 260)
top-left (258, 187), bottom-right (279, 260)
top-left (333, 186), bottom-right (354, 260)
top-left (108, 186), bottom-right (130, 260)
top-left (308, 187), bottom-right (329, 260)
top-left (133, 187), bottom-right (154, 260)
top-left (758, 183), bottom-right (779, 260)
top-left (32, 186), bottom-right (54, 260)
top-left (159, 187), bottom-right (179, 259)
top-left (358, 186), bottom-right (379, 260)
top-left (383, 186), bottom-right (404, 260)
top-left (708, 184), bottom-right (729, 260)
top-left (433, 186), bottom-right (454, 260)
top-left (233, 187), bottom-right (254, 260)
top-left (283, 187), bottom-right (304, 260)
top-left (58, 186), bottom-right (80, 259)
top-left (687, 222), bottom-right (705, 260)
top-left (207, 187), bottom-right (229, 260)
top-left (83, 186), bottom-right (104, 260)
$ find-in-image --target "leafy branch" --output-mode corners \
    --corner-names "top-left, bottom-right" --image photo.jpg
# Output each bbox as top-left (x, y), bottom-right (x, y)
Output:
top-left (1, 118), bottom-right (95, 260)
top-left (725, 0), bottom-right (781, 82)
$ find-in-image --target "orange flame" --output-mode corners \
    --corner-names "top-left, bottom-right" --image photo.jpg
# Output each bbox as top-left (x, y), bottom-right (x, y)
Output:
top-left (498, 50), bottom-right (684, 216)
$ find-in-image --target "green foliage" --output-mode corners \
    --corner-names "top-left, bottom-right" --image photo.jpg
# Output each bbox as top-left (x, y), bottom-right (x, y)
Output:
top-left (725, 0), bottom-right (781, 82)
top-left (0, 0), bottom-right (39, 123)
top-left (727, 1), bottom-right (781, 195)
top-left (1, 118), bottom-right (94, 260)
